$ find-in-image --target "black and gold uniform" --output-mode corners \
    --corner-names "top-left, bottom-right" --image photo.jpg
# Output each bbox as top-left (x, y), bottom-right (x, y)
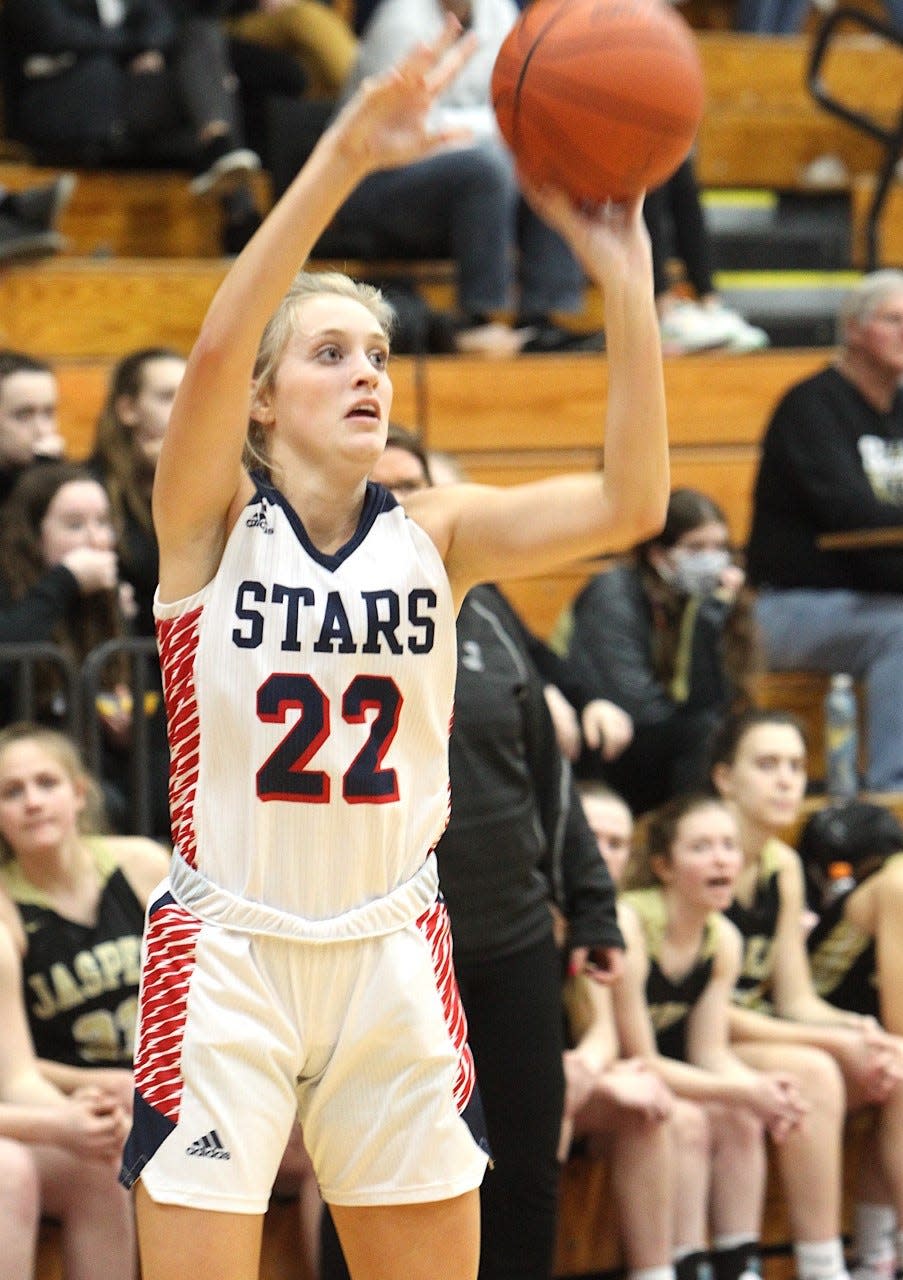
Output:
top-left (0, 840), bottom-right (144, 1067)
top-left (723, 839), bottom-right (782, 1013)
top-left (806, 852), bottom-right (903, 1019)
top-left (622, 885), bottom-right (720, 1061)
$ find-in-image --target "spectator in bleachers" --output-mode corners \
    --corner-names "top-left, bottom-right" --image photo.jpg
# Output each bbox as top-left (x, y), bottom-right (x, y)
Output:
top-left (562, 783), bottom-right (677, 1280)
top-left (711, 708), bottom-right (903, 1280)
top-left (0, 350), bottom-right (65, 509)
top-left (0, 173), bottom-right (76, 262)
top-left (645, 158), bottom-right (769, 356)
top-left (1, 0), bottom-right (264, 251)
top-left (327, 0), bottom-right (606, 356)
top-left (562, 487), bottom-right (760, 815)
top-left (803, 808), bottom-right (903, 1280)
top-left (746, 270), bottom-right (903, 793)
top-left (0, 722), bottom-right (169, 1101)
top-left (0, 721), bottom-right (172, 1277)
top-left (0, 462), bottom-right (170, 833)
top-left (618, 793), bottom-right (808, 1280)
top-left (735, 0), bottom-right (902, 34)
top-left (0, 922), bottom-right (134, 1280)
top-left (223, 0), bottom-right (359, 99)
top-left (87, 346), bottom-right (186, 639)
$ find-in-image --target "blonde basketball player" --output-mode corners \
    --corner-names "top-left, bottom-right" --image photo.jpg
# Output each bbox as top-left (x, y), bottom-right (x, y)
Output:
top-left (121, 18), bottom-right (669, 1280)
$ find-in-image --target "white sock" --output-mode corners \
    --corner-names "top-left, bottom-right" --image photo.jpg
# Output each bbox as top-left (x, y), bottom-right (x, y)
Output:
top-left (795, 1239), bottom-right (849, 1280)
top-left (714, 1236), bottom-right (759, 1252)
top-left (630, 1266), bottom-right (676, 1280)
top-left (854, 1205), bottom-right (897, 1268)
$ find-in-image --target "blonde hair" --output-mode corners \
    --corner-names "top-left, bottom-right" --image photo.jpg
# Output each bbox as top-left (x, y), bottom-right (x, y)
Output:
top-left (244, 271), bottom-right (396, 476)
top-left (0, 723), bottom-right (107, 862)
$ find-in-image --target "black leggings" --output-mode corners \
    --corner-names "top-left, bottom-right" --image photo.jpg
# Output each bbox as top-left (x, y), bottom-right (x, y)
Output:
top-left (321, 931), bottom-right (566, 1280)
top-left (643, 155), bottom-right (715, 300)
top-left (12, 17), bottom-right (242, 165)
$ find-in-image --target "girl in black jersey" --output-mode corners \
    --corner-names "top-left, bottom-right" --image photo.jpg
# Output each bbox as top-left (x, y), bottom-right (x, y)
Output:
top-left (0, 723), bottom-right (170, 1280)
top-left (618, 794), bottom-right (803, 1280)
top-left (712, 710), bottom-right (903, 1280)
top-left (0, 724), bottom-right (169, 1104)
top-left (0, 923), bottom-right (133, 1280)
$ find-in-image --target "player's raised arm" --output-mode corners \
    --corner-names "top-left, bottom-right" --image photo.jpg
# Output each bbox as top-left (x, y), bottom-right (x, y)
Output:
top-left (152, 17), bottom-right (477, 597)
top-left (417, 191), bottom-right (669, 597)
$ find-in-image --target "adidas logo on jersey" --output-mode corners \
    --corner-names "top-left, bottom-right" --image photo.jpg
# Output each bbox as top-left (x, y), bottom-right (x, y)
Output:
top-left (186, 1130), bottom-right (231, 1160)
top-left (246, 507), bottom-right (274, 534)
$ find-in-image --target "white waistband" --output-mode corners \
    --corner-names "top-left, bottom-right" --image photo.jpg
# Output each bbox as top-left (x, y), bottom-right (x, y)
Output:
top-left (167, 850), bottom-right (439, 942)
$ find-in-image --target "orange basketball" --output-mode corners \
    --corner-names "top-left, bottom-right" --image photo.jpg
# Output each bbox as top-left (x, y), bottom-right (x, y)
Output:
top-left (491, 0), bottom-right (705, 204)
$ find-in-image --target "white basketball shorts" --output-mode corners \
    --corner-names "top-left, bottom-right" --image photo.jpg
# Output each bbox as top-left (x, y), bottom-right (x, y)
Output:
top-left (121, 886), bottom-right (489, 1212)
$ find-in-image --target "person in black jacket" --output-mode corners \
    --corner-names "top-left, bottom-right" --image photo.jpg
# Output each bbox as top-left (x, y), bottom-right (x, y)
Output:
top-left (319, 424), bottom-right (625, 1280)
top-left (563, 488), bottom-right (760, 815)
top-left (2, 0), bottom-right (260, 196)
top-left (746, 269), bottom-right (903, 794)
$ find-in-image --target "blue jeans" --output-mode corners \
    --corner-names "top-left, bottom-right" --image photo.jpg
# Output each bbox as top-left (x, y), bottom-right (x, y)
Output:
top-left (330, 138), bottom-right (585, 320)
top-left (756, 588), bottom-right (903, 791)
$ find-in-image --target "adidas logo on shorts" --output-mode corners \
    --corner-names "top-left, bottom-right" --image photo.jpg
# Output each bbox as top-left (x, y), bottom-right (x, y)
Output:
top-left (186, 1130), bottom-right (231, 1160)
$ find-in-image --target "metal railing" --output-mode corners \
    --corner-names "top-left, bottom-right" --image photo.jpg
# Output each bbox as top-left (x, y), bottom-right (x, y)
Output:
top-left (808, 6), bottom-right (903, 271)
top-left (0, 637), bottom-right (165, 838)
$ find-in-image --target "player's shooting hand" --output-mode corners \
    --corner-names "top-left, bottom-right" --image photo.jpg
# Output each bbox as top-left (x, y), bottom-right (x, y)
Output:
top-left (520, 181), bottom-right (651, 280)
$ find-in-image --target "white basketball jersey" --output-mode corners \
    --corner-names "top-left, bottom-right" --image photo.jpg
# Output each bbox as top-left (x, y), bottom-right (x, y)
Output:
top-left (154, 479), bottom-right (457, 928)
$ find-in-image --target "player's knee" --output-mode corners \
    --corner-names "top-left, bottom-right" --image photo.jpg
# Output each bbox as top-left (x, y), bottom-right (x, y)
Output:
top-left (714, 1102), bottom-right (765, 1152)
top-left (671, 1098), bottom-right (711, 1158)
top-left (0, 1140), bottom-right (40, 1233)
top-left (793, 1047), bottom-right (846, 1119)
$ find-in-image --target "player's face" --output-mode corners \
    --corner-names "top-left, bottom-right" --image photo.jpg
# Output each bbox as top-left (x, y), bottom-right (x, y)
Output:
top-left (0, 371), bottom-right (59, 466)
top-left (117, 356), bottom-right (186, 471)
top-left (370, 445), bottom-right (429, 500)
top-left (0, 740), bottom-right (85, 858)
top-left (655, 803), bottom-right (742, 913)
top-left (581, 793), bottom-right (632, 886)
top-left (713, 723), bottom-right (807, 832)
top-left (267, 295), bottom-right (392, 472)
top-left (39, 480), bottom-right (116, 566)
top-left (849, 288), bottom-right (903, 378)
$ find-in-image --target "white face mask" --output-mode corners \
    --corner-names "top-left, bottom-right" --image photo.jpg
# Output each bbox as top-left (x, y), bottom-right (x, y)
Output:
top-left (662, 547), bottom-right (731, 597)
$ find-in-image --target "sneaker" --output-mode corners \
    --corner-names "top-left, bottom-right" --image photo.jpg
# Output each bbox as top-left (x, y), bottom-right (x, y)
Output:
top-left (454, 321), bottom-right (535, 357)
top-left (659, 300), bottom-right (732, 354)
top-left (7, 173), bottom-right (77, 231)
top-left (519, 322), bottom-right (606, 354)
top-left (801, 153), bottom-right (850, 189)
top-left (0, 212), bottom-right (65, 263)
top-left (190, 136), bottom-right (261, 196)
top-left (700, 301), bottom-right (770, 353)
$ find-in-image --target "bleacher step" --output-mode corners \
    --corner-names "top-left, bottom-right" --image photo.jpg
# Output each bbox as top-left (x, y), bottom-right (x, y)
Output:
top-left (704, 190), bottom-right (853, 272)
top-left (713, 269), bottom-right (861, 347)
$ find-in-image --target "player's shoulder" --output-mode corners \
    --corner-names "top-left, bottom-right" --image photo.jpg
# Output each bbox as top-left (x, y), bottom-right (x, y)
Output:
top-left (103, 837), bottom-right (170, 909)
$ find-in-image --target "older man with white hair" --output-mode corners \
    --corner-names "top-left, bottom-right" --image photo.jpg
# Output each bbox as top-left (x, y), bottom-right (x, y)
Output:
top-left (747, 269), bottom-right (903, 792)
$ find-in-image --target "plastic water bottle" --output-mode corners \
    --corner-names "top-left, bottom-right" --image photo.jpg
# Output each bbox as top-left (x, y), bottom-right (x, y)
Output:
top-left (824, 673), bottom-right (858, 802)
top-left (822, 859), bottom-right (856, 908)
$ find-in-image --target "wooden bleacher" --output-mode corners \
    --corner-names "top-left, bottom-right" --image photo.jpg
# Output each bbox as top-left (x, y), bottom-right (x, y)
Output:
top-left (0, 27), bottom-right (898, 268)
top-left (695, 28), bottom-right (903, 194)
